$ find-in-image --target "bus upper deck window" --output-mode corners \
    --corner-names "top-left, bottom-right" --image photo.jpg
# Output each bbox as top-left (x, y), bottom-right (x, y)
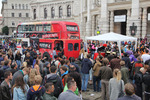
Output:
top-left (22, 25), bottom-right (28, 31)
top-left (43, 24), bottom-right (51, 31)
top-left (29, 25), bottom-right (35, 31)
top-left (68, 43), bottom-right (73, 51)
top-left (36, 24), bottom-right (43, 31)
top-left (18, 25), bottom-right (22, 32)
top-left (74, 43), bottom-right (79, 51)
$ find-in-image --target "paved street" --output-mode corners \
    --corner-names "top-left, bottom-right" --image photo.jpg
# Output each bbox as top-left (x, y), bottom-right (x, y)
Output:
top-left (81, 83), bottom-right (101, 100)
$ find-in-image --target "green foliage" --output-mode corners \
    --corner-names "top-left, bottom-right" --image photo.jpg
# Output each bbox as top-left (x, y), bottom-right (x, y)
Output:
top-left (2, 26), bottom-right (9, 35)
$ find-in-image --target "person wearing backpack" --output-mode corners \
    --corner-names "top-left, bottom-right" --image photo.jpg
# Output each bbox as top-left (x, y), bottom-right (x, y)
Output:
top-left (43, 66), bottom-right (63, 98)
top-left (27, 75), bottom-right (45, 100)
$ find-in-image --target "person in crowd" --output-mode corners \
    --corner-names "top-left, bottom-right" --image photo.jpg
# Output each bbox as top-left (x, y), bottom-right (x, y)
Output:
top-left (109, 69), bottom-right (125, 100)
top-left (11, 62), bottom-right (18, 75)
top-left (141, 49), bottom-right (150, 63)
top-left (43, 61), bottom-right (50, 77)
top-left (43, 66), bottom-right (63, 98)
top-left (81, 54), bottom-right (92, 92)
top-left (132, 56), bottom-right (143, 75)
top-left (127, 50), bottom-right (137, 66)
top-left (12, 76), bottom-right (29, 100)
top-left (0, 52), bottom-right (4, 64)
top-left (29, 68), bottom-right (40, 86)
top-left (43, 82), bottom-right (57, 100)
top-left (38, 55), bottom-right (44, 76)
top-left (60, 66), bottom-right (68, 86)
top-left (117, 83), bottom-right (141, 100)
top-left (7, 49), bottom-right (14, 61)
top-left (27, 75), bottom-right (45, 100)
top-left (52, 47), bottom-right (57, 60)
top-left (11, 67), bottom-right (29, 86)
top-left (63, 77), bottom-right (79, 95)
top-left (143, 67), bottom-right (150, 100)
top-left (1, 71), bottom-right (12, 100)
top-left (70, 57), bottom-right (80, 73)
top-left (22, 46), bottom-right (26, 55)
top-left (69, 65), bottom-right (81, 92)
top-left (134, 67), bottom-right (145, 99)
top-left (58, 80), bottom-right (81, 100)
top-left (51, 55), bottom-right (61, 68)
top-left (2, 60), bottom-right (11, 71)
top-left (110, 55), bottom-right (121, 71)
top-left (15, 50), bottom-right (22, 69)
top-left (92, 58), bottom-right (101, 92)
top-left (64, 60), bottom-right (70, 70)
top-left (79, 48), bottom-right (85, 61)
top-left (120, 60), bottom-right (129, 84)
top-left (122, 53), bottom-right (131, 69)
top-left (24, 52), bottom-right (33, 66)
top-left (3, 55), bottom-right (8, 62)
top-left (99, 58), bottom-right (113, 100)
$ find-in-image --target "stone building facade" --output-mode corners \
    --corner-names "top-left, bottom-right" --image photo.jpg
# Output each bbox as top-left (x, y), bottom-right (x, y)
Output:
top-left (30, 0), bottom-right (150, 40)
top-left (1, 0), bottom-right (30, 34)
top-left (2, 0), bottom-right (150, 39)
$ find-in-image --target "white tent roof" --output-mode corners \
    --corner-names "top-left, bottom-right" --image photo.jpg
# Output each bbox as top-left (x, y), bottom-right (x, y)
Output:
top-left (86, 32), bottom-right (137, 42)
top-left (85, 32), bottom-right (137, 58)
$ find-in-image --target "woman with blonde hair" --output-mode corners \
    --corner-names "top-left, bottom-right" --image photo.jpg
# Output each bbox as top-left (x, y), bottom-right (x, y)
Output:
top-left (109, 69), bottom-right (125, 100)
top-left (29, 68), bottom-right (39, 86)
top-left (15, 50), bottom-right (22, 69)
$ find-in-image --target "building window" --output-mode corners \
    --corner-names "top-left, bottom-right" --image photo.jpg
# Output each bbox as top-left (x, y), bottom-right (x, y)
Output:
top-left (19, 13), bottom-right (22, 17)
top-left (51, 7), bottom-right (55, 18)
top-left (33, 9), bottom-right (36, 19)
top-left (19, 4), bottom-right (21, 9)
top-left (22, 4), bottom-right (24, 9)
top-left (26, 4), bottom-right (28, 9)
top-left (67, 5), bottom-right (71, 17)
top-left (15, 4), bottom-right (17, 9)
top-left (26, 13), bottom-right (29, 17)
top-left (12, 4), bottom-right (14, 9)
top-left (44, 8), bottom-right (47, 19)
top-left (12, 22), bottom-right (15, 26)
top-left (59, 6), bottom-right (63, 18)
top-left (12, 13), bottom-right (14, 17)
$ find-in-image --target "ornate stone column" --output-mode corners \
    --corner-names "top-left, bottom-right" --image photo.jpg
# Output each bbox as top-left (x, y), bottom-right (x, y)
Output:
top-left (126, 9), bottom-right (131, 36)
top-left (142, 7), bottom-right (147, 38)
top-left (99, 0), bottom-right (109, 34)
top-left (110, 10), bottom-right (114, 32)
top-left (86, 0), bottom-right (92, 36)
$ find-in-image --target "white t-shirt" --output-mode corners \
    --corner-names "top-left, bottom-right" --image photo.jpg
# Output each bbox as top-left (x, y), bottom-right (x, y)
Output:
top-left (141, 54), bottom-right (150, 63)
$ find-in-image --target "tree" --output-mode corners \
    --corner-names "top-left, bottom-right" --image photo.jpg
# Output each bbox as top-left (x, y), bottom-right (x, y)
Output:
top-left (2, 26), bottom-right (9, 35)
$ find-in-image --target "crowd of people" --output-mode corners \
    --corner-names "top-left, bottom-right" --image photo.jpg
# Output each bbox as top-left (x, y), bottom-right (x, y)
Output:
top-left (0, 39), bottom-right (150, 100)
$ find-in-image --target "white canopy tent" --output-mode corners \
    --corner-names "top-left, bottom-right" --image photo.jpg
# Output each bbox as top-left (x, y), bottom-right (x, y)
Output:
top-left (85, 32), bottom-right (137, 57)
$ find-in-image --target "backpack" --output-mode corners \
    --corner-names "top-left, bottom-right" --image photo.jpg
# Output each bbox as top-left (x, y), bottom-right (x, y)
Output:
top-left (45, 75), bottom-right (62, 98)
top-left (31, 87), bottom-right (43, 100)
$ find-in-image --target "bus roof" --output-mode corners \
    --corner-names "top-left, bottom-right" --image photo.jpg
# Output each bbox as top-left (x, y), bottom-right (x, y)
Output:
top-left (18, 21), bottom-right (78, 26)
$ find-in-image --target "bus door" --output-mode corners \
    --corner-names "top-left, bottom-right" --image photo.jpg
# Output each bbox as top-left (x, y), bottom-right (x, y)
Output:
top-left (65, 40), bottom-right (80, 59)
top-left (39, 39), bottom-right (53, 60)
top-left (16, 38), bottom-right (30, 54)
top-left (54, 40), bottom-right (63, 56)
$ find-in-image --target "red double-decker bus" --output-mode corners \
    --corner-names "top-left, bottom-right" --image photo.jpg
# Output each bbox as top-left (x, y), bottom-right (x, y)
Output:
top-left (16, 21), bottom-right (81, 59)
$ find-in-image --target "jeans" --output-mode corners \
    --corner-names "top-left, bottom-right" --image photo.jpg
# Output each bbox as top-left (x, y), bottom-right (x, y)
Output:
top-left (16, 60), bottom-right (21, 70)
top-left (81, 73), bottom-right (89, 91)
top-left (93, 76), bottom-right (100, 92)
top-left (89, 68), bottom-right (93, 81)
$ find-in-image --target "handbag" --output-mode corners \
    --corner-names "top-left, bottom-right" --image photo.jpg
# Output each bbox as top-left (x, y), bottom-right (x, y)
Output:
top-left (118, 80), bottom-right (124, 97)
